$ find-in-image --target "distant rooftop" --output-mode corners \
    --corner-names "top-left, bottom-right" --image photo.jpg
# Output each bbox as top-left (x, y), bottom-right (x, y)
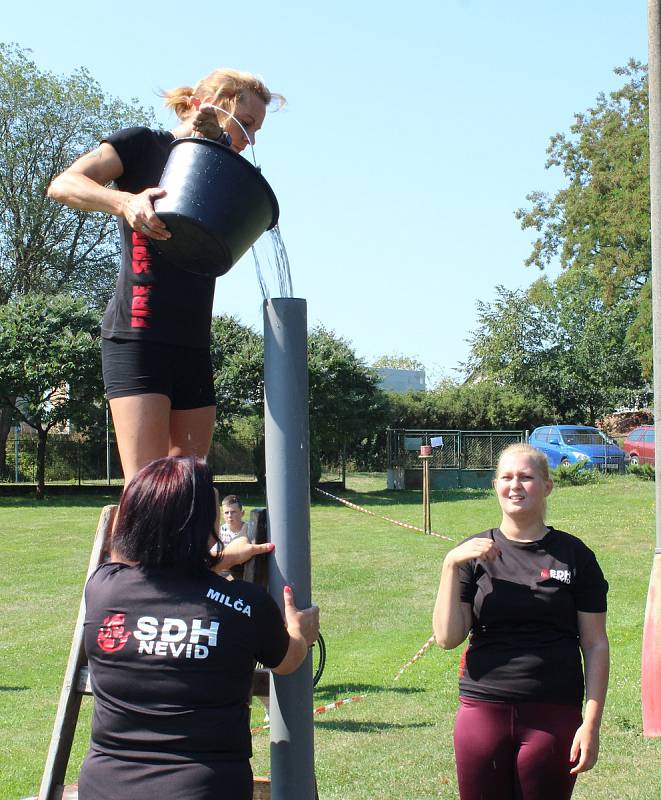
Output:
top-left (375, 367), bottom-right (426, 394)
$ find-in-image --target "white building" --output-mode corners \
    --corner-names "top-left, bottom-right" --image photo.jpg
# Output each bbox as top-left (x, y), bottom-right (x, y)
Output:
top-left (375, 367), bottom-right (426, 394)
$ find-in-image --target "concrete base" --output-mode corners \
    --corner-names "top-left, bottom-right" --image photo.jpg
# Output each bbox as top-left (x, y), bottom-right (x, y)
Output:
top-left (402, 468), bottom-right (494, 490)
top-left (386, 467), bottom-right (405, 490)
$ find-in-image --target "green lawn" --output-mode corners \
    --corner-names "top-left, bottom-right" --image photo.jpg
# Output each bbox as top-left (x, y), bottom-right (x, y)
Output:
top-left (1, 475), bottom-right (659, 799)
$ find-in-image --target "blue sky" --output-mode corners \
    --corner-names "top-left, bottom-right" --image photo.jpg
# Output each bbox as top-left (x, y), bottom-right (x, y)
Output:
top-left (3, 1), bottom-right (649, 384)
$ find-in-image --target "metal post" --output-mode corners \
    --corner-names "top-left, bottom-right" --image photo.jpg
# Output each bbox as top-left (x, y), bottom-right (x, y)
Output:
top-left (422, 456), bottom-right (431, 533)
top-left (341, 437), bottom-right (346, 487)
top-left (643, 0), bottom-right (661, 737)
top-left (419, 446), bottom-right (432, 534)
top-left (263, 298), bottom-right (315, 799)
top-left (14, 424), bottom-right (19, 483)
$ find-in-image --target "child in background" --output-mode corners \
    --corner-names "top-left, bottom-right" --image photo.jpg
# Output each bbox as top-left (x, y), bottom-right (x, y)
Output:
top-left (211, 494), bottom-right (254, 578)
top-left (220, 494), bottom-right (252, 546)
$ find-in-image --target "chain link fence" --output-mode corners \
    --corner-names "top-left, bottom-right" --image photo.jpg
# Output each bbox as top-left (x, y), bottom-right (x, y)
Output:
top-left (3, 432), bottom-right (120, 484)
top-left (2, 429), bottom-right (344, 485)
top-left (2, 429), bottom-right (259, 484)
top-left (387, 429), bottom-right (525, 470)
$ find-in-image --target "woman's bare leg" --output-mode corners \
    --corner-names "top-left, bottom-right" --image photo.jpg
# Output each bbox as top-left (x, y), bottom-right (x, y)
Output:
top-left (169, 405), bottom-right (216, 459)
top-left (109, 393), bottom-right (172, 484)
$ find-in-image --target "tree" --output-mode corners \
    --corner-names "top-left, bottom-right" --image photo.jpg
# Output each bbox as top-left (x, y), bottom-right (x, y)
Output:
top-left (210, 315), bottom-right (264, 433)
top-left (515, 60), bottom-right (651, 372)
top-left (381, 379), bottom-right (551, 433)
top-left (0, 42), bottom-right (154, 473)
top-left (308, 326), bottom-right (388, 480)
top-left (372, 354), bottom-right (426, 372)
top-left (0, 294), bottom-right (103, 498)
top-left (0, 43), bottom-right (155, 303)
top-left (210, 321), bottom-right (388, 483)
top-left (209, 315), bottom-right (265, 483)
top-left (466, 274), bottom-right (644, 424)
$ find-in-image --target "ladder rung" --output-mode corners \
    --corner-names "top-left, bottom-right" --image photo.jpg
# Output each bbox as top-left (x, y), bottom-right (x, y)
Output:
top-left (77, 666), bottom-right (91, 695)
top-left (252, 668), bottom-right (270, 698)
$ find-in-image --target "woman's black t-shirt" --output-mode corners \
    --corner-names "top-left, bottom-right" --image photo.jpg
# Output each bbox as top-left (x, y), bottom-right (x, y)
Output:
top-left (100, 127), bottom-right (216, 348)
top-left (81, 563), bottom-right (289, 771)
top-left (457, 527), bottom-right (608, 707)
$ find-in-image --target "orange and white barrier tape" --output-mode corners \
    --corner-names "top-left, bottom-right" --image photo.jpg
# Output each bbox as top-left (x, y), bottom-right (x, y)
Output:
top-left (251, 695), bottom-right (364, 734)
top-left (394, 634), bottom-right (436, 681)
top-left (315, 487), bottom-right (456, 543)
top-left (314, 694), bottom-right (363, 714)
top-left (251, 721), bottom-right (271, 734)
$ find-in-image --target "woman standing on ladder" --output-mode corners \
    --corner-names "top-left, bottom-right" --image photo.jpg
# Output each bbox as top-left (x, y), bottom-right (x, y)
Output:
top-left (48, 69), bottom-right (283, 483)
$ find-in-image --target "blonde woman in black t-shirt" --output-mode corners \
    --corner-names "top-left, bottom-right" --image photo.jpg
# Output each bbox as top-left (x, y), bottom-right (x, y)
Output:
top-left (48, 69), bottom-right (283, 484)
top-left (433, 443), bottom-right (609, 800)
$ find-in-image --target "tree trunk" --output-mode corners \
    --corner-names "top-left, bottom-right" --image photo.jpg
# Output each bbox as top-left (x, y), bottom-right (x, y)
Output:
top-left (36, 427), bottom-right (47, 500)
top-left (588, 404), bottom-right (596, 426)
top-left (0, 405), bottom-right (14, 479)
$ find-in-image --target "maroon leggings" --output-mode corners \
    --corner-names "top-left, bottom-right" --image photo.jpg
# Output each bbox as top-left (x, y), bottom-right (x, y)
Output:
top-left (453, 697), bottom-right (582, 800)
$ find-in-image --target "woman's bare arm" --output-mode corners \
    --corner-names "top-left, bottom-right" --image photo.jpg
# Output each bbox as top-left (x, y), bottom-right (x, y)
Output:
top-left (433, 559), bottom-right (473, 649)
top-left (570, 611), bottom-right (609, 774)
top-left (433, 538), bottom-right (499, 649)
top-left (47, 142), bottom-right (170, 240)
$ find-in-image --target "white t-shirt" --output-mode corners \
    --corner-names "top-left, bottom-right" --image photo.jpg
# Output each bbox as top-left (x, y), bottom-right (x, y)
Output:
top-left (219, 521), bottom-right (252, 546)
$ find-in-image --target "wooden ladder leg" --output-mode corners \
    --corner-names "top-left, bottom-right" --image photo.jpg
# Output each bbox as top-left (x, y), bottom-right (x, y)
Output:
top-left (38, 505), bottom-right (116, 800)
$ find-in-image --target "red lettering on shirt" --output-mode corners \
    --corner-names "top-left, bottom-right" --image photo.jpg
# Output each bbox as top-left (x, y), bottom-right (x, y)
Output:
top-left (131, 232), bottom-right (152, 275)
top-left (458, 645), bottom-right (467, 678)
top-left (131, 285), bottom-right (153, 328)
top-left (131, 232), bottom-right (153, 327)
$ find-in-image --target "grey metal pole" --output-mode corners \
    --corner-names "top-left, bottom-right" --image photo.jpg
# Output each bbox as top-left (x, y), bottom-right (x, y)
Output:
top-left (263, 297), bottom-right (315, 799)
top-left (643, 0), bottom-right (661, 737)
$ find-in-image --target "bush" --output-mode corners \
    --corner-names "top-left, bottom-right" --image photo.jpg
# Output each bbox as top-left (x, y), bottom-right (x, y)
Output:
top-left (551, 461), bottom-right (602, 486)
top-left (627, 462), bottom-right (655, 481)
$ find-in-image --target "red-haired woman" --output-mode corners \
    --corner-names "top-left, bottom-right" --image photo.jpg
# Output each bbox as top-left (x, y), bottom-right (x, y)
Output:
top-left (48, 69), bottom-right (283, 484)
top-left (79, 456), bottom-right (318, 800)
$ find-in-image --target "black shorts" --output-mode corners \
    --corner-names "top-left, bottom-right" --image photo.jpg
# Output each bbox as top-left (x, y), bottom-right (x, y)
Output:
top-left (102, 337), bottom-right (216, 410)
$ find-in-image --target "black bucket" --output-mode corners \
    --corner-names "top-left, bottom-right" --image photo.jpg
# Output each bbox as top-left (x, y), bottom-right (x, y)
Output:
top-left (152, 137), bottom-right (279, 277)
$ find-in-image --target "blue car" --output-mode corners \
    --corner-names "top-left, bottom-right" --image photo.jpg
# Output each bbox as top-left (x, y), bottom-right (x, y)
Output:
top-left (528, 425), bottom-right (626, 471)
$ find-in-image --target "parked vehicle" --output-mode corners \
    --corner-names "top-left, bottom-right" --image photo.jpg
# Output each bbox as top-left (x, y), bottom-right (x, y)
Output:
top-left (528, 425), bottom-right (626, 471)
top-left (622, 425), bottom-right (655, 465)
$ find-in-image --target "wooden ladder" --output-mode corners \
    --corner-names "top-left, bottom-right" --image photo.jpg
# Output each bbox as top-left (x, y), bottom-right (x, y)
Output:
top-left (36, 506), bottom-right (272, 800)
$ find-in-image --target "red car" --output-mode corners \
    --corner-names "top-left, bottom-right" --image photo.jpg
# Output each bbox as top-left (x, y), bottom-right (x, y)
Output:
top-left (623, 425), bottom-right (655, 465)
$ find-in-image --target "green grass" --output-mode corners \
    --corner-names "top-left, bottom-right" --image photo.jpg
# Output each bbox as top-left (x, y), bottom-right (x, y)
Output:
top-left (1, 476), bottom-right (659, 799)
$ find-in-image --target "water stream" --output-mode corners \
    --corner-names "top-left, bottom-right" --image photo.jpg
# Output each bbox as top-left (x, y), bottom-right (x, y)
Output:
top-left (251, 224), bottom-right (294, 300)
top-left (203, 104), bottom-right (293, 299)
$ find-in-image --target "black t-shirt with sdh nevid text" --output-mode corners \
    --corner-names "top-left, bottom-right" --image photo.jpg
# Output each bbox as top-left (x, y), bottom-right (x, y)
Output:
top-left (457, 527), bottom-right (608, 707)
top-left (82, 563), bottom-right (289, 767)
top-left (100, 127), bottom-right (216, 348)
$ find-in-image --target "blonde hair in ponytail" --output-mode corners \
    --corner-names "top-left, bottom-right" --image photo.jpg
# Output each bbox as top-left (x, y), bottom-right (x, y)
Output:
top-left (162, 68), bottom-right (285, 121)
